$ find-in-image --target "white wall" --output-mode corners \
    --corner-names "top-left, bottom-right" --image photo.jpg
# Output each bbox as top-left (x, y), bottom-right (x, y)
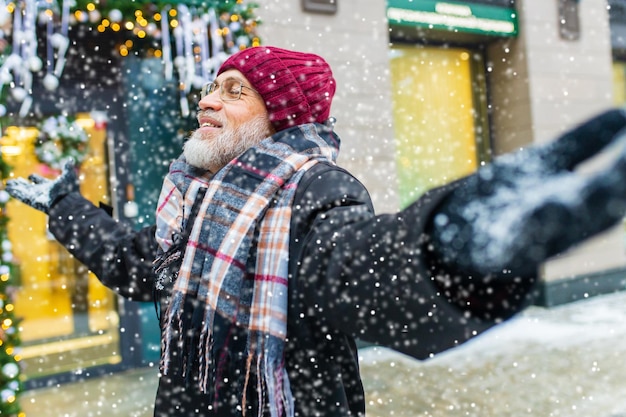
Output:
top-left (253, 0), bottom-right (399, 213)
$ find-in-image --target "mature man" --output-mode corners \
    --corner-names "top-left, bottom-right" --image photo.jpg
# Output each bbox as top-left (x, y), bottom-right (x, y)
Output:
top-left (7, 46), bottom-right (626, 417)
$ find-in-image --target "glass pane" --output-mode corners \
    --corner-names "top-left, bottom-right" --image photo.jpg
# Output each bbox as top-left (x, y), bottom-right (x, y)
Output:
top-left (390, 46), bottom-right (479, 207)
top-left (2, 114), bottom-right (121, 379)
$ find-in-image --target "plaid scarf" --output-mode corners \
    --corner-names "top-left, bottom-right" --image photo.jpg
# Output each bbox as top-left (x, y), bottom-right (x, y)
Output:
top-left (154, 124), bottom-right (339, 417)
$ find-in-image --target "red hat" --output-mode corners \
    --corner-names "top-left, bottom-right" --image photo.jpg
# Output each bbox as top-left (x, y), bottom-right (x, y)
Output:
top-left (217, 46), bottom-right (336, 132)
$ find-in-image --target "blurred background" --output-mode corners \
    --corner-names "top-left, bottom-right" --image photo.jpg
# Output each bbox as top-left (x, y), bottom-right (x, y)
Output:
top-left (0, 0), bottom-right (625, 416)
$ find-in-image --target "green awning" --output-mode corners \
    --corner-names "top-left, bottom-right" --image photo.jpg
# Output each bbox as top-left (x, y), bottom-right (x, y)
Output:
top-left (387, 0), bottom-right (518, 37)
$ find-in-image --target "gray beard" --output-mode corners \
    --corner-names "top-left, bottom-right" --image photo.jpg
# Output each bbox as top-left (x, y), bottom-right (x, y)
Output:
top-left (183, 115), bottom-right (273, 171)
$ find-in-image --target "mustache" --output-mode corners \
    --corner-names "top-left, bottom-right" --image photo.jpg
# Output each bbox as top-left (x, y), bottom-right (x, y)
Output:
top-left (197, 110), bottom-right (225, 126)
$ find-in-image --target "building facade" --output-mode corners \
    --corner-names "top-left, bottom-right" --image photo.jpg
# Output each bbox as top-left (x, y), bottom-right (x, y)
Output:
top-left (254, 0), bottom-right (626, 306)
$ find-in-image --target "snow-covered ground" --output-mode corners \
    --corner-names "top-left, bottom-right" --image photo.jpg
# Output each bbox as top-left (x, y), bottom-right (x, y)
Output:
top-left (360, 291), bottom-right (626, 417)
top-left (21, 291), bottom-right (626, 416)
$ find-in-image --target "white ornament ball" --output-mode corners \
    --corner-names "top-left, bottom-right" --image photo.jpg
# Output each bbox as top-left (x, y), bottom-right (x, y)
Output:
top-left (10, 87), bottom-right (27, 102)
top-left (28, 56), bottom-right (43, 72)
top-left (50, 33), bottom-right (66, 49)
top-left (1, 240), bottom-right (12, 252)
top-left (0, 389), bottom-right (14, 402)
top-left (108, 9), bottom-right (123, 23)
top-left (193, 75), bottom-right (205, 89)
top-left (2, 363), bottom-right (18, 379)
top-left (4, 54), bottom-right (22, 70)
top-left (2, 252), bottom-right (12, 263)
top-left (0, 104), bottom-right (6, 118)
top-left (173, 56), bottom-right (186, 69)
top-left (89, 10), bottom-right (102, 24)
top-left (43, 73), bottom-right (59, 91)
top-left (0, 190), bottom-right (8, 204)
top-left (0, 265), bottom-right (8, 275)
top-left (146, 23), bottom-right (157, 35)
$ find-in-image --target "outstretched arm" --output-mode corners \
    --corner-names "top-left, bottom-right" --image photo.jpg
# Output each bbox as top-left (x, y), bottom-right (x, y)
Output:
top-left (430, 108), bottom-right (626, 278)
top-left (290, 165), bottom-right (533, 360)
top-left (5, 165), bottom-right (158, 301)
top-left (293, 109), bottom-right (626, 360)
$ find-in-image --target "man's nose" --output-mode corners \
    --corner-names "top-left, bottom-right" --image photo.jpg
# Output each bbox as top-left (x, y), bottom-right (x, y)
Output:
top-left (198, 91), bottom-right (223, 111)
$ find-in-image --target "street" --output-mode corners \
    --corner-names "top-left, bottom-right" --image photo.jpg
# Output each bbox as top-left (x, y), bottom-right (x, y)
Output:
top-left (21, 290), bottom-right (626, 417)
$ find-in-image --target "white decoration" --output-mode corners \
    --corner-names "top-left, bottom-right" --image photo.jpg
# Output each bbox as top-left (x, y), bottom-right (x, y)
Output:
top-left (0, 71), bottom-right (12, 85)
top-left (1, 364), bottom-right (18, 380)
top-left (88, 10), bottom-right (101, 24)
top-left (108, 9), bottom-right (123, 23)
top-left (0, 104), bottom-right (6, 118)
top-left (3, 54), bottom-right (22, 71)
top-left (123, 201), bottom-right (139, 218)
top-left (28, 55), bottom-right (43, 72)
top-left (0, 389), bottom-right (14, 402)
top-left (0, 8), bottom-right (9, 27)
top-left (42, 73), bottom-right (59, 91)
top-left (10, 87), bottom-right (27, 102)
top-left (193, 75), bottom-right (205, 89)
top-left (0, 190), bottom-right (9, 204)
top-left (49, 33), bottom-right (68, 49)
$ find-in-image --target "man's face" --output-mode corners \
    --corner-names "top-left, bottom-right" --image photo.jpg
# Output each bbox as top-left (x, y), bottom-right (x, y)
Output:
top-left (184, 69), bottom-right (274, 172)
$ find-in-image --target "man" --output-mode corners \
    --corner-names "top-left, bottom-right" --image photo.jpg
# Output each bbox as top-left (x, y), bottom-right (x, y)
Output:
top-left (6, 46), bottom-right (626, 417)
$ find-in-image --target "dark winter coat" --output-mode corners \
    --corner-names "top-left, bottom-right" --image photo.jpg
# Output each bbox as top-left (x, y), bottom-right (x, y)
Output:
top-left (48, 161), bottom-right (536, 416)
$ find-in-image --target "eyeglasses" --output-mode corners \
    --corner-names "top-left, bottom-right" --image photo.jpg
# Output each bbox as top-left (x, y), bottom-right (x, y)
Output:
top-left (200, 77), bottom-right (258, 101)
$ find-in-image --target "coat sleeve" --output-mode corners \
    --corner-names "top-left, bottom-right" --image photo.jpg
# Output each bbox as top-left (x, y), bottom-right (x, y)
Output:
top-left (290, 165), bottom-right (538, 360)
top-left (48, 192), bottom-right (158, 302)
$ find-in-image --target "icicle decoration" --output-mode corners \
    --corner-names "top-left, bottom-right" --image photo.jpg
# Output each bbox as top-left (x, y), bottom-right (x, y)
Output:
top-left (0, 1), bottom-right (259, 117)
top-left (161, 6), bottom-right (174, 81)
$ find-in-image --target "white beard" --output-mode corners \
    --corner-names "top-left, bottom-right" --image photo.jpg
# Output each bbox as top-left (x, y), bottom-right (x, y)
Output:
top-left (183, 115), bottom-right (273, 172)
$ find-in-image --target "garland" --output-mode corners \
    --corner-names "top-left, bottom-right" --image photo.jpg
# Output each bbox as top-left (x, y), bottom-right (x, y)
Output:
top-left (0, 36), bottom-right (22, 417)
top-left (34, 115), bottom-right (89, 171)
top-left (70, 0), bottom-right (261, 57)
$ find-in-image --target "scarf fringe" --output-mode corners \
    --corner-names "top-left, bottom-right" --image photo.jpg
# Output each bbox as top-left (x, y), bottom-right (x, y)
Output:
top-left (240, 335), bottom-right (292, 417)
top-left (160, 291), bottom-right (184, 375)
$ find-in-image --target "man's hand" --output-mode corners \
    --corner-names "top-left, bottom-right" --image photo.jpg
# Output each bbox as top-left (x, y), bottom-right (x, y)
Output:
top-left (5, 162), bottom-right (80, 214)
top-left (430, 108), bottom-right (626, 277)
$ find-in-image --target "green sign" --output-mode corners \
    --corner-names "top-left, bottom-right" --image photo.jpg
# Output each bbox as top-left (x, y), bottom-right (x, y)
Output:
top-left (387, 0), bottom-right (518, 37)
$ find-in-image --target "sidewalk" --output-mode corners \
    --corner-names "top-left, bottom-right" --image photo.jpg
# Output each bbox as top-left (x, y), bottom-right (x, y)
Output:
top-left (21, 291), bottom-right (626, 417)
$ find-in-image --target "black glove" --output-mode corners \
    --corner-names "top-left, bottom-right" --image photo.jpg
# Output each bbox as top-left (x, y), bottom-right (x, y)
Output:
top-left (5, 161), bottom-right (80, 214)
top-left (430, 108), bottom-right (626, 277)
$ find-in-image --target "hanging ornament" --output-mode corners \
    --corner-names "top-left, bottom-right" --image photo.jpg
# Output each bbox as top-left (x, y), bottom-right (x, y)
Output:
top-left (108, 9), bottom-right (123, 23)
top-left (0, 389), bottom-right (14, 403)
top-left (42, 73), bottom-right (59, 91)
top-left (1, 0), bottom-right (262, 118)
top-left (10, 88), bottom-right (26, 102)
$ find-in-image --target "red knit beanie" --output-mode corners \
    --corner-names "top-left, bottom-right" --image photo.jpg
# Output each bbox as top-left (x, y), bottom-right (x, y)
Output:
top-left (217, 46), bottom-right (336, 132)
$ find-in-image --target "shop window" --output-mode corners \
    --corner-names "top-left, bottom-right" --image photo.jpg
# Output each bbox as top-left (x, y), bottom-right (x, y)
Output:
top-left (1, 114), bottom-right (121, 379)
top-left (558, 0), bottom-right (581, 41)
top-left (301, 0), bottom-right (338, 14)
top-left (389, 46), bottom-right (490, 207)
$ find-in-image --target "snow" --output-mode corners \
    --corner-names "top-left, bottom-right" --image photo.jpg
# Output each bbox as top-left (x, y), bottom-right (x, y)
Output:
top-left (359, 291), bottom-right (626, 417)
